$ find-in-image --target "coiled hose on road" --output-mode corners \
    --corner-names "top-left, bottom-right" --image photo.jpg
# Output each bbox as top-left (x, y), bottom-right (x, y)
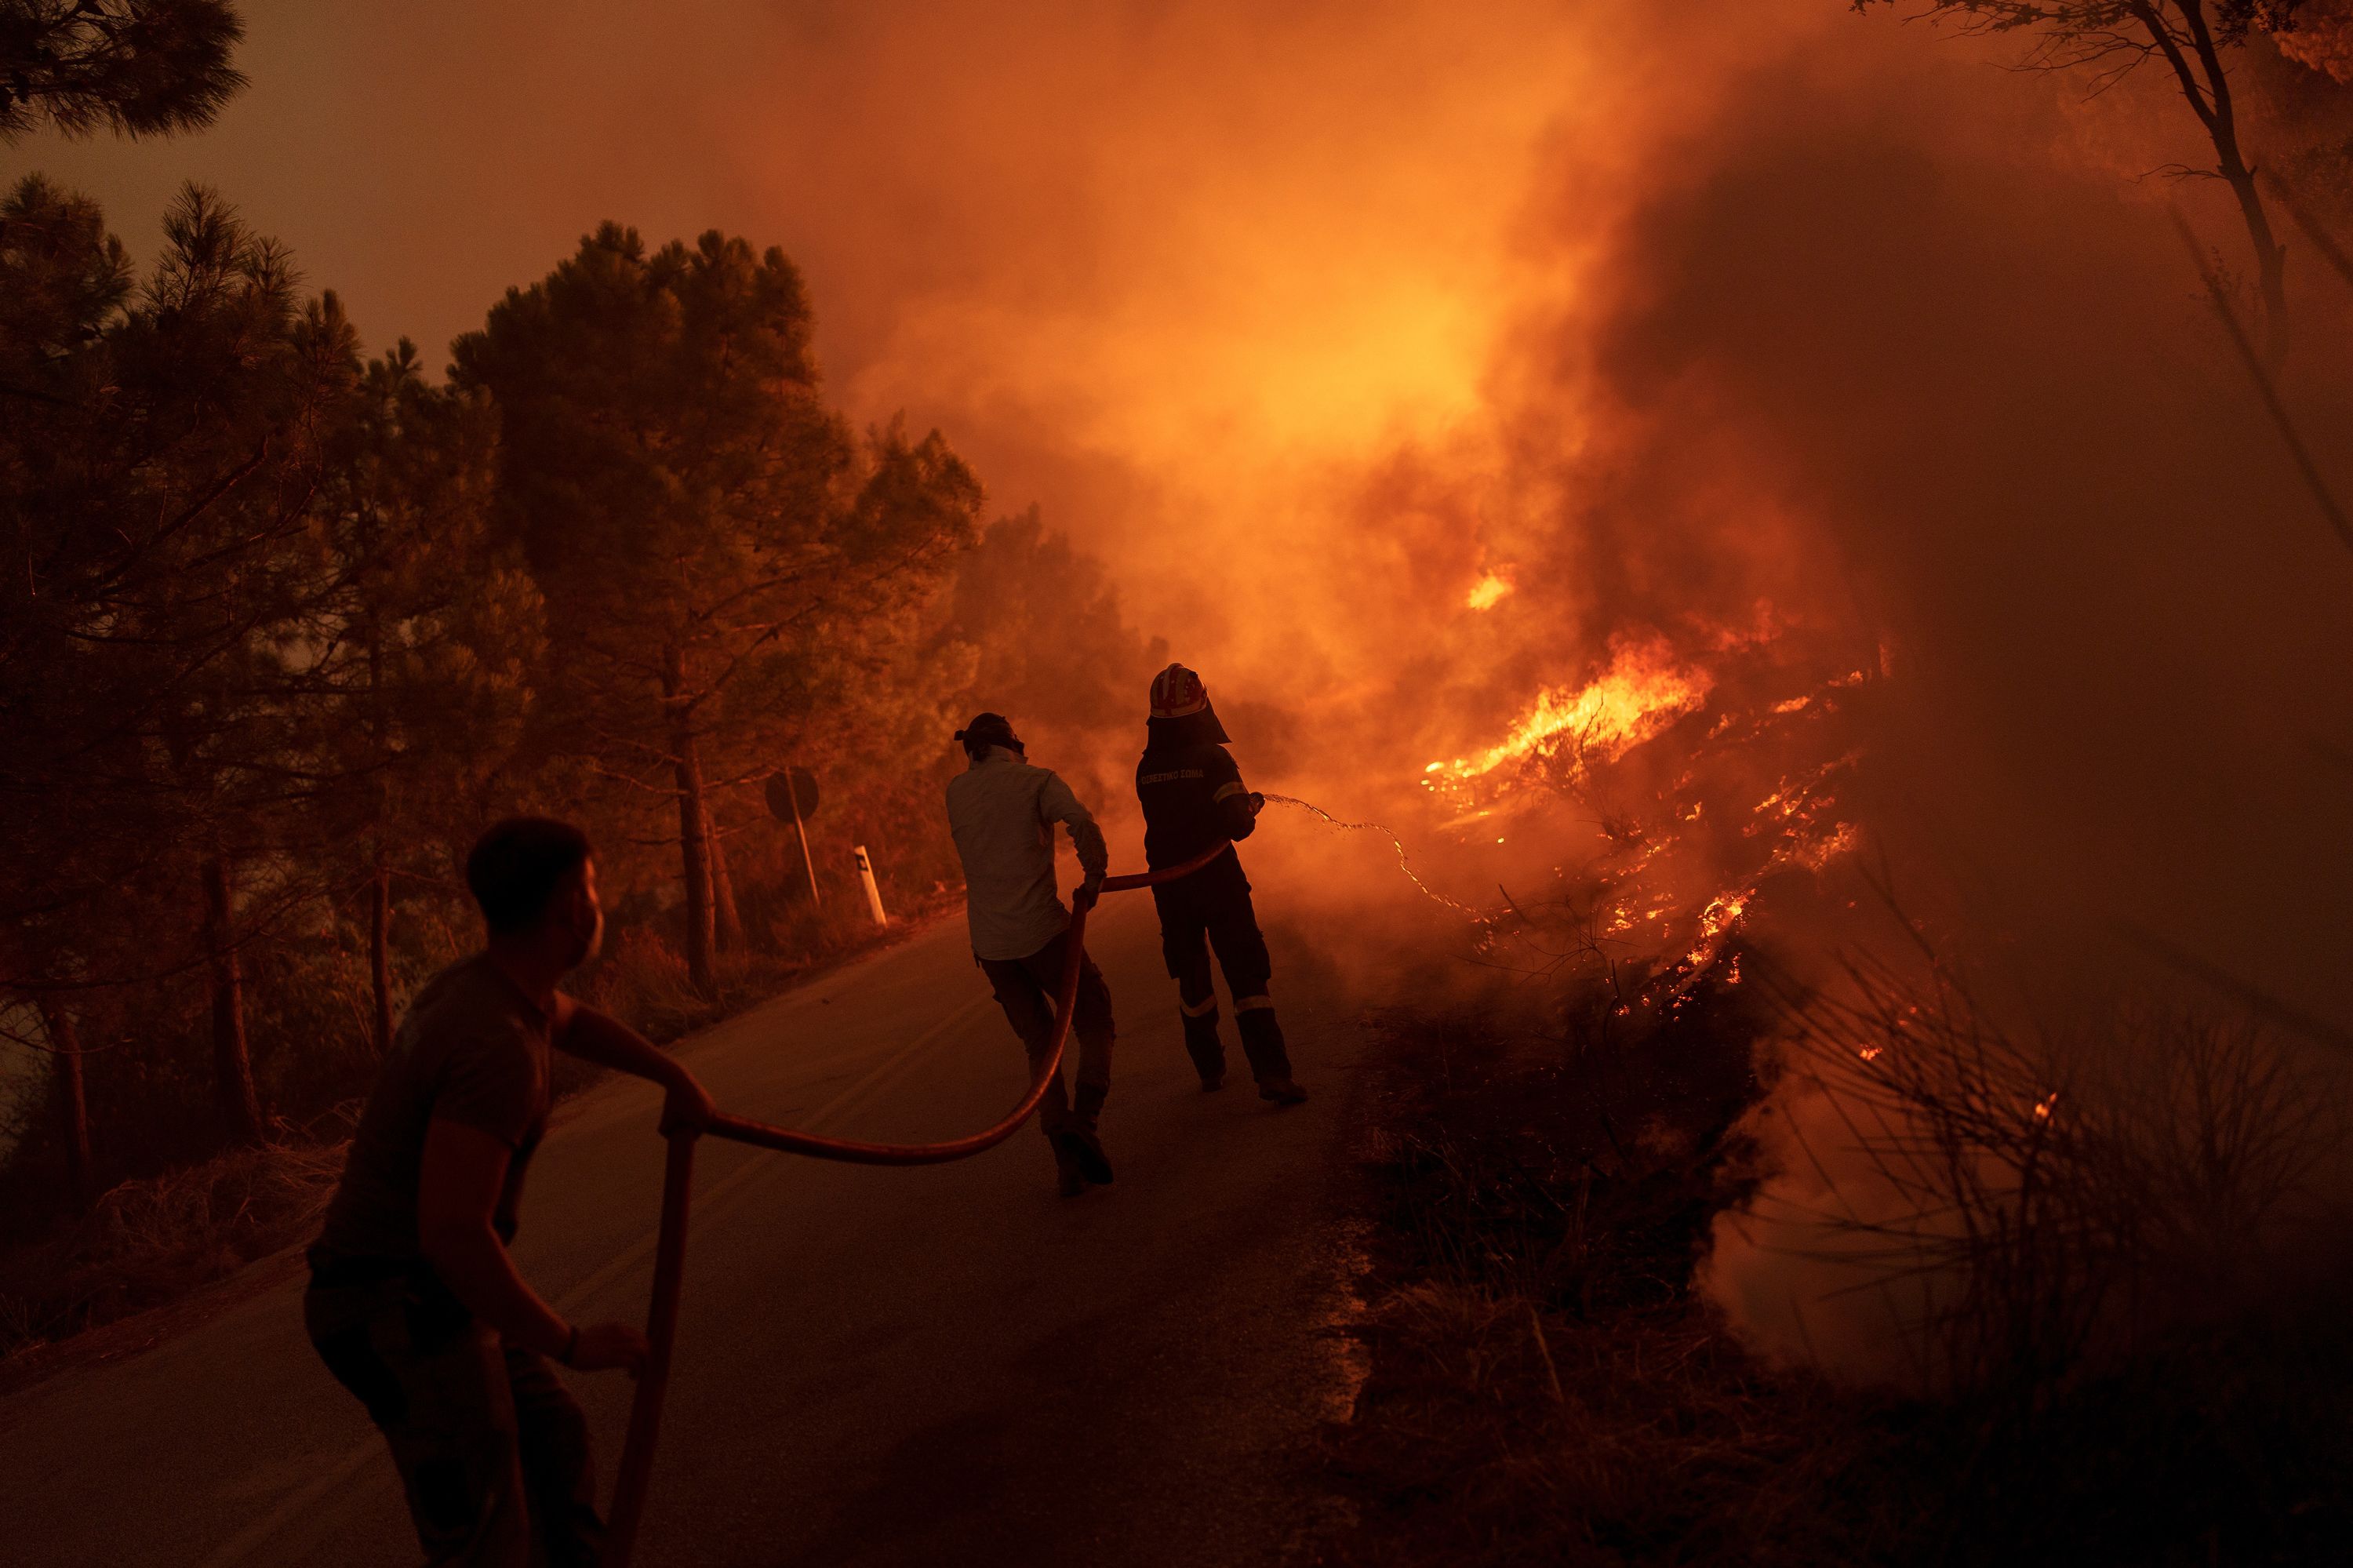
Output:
top-left (607, 840), bottom-right (1233, 1566)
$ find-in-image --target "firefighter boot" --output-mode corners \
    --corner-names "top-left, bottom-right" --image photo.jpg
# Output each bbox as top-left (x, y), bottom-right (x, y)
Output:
top-left (1238, 1000), bottom-right (1308, 1105)
top-left (1180, 995), bottom-right (1227, 1091)
top-left (1056, 1083), bottom-right (1115, 1186)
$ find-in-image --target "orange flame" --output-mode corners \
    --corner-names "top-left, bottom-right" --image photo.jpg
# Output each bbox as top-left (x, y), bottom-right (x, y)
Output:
top-left (1431, 634), bottom-right (1712, 785)
top-left (1464, 572), bottom-right (1514, 611)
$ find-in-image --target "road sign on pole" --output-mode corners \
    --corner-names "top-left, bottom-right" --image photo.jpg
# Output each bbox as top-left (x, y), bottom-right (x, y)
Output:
top-left (764, 767), bottom-right (823, 908)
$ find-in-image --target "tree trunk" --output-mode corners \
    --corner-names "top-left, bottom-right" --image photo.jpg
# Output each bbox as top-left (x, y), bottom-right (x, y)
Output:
top-left (366, 619), bottom-right (396, 1057)
top-left (664, 646), bottom-right (716, 996)
top-left (2220, 155), bottom-right (2288, 365)
top-left (34, 996), bottom-right (93, 1209)
top-left (706, 802), bottom-right (744, 954)
top-left (369, 842), bottom-right (395, 1057)
top-left (2158, 0), bottom-right (2289, 361)
top-left (203, 855), bottom-right (265, 1144)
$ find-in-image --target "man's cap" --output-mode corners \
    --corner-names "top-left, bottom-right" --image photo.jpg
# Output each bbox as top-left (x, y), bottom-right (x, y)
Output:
top-left (1149, 664), bottom-right (1210, 719)
top-left (955, 711), bottom-right (1024, 751)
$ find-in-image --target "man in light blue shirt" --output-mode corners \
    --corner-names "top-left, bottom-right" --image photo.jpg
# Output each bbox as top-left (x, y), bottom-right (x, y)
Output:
top-left (945, 711), bottom-right (1118, 1196)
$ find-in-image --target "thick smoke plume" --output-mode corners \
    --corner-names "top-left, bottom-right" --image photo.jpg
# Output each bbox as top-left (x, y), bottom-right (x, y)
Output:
top-left (807, 0), bottom-right (2353, 1378)
top-left (733, 0), bottom-right (2353, 1380)
top-left (1440, 2), bottom-right (2353, 1383)
top-left (27, 1), bottom-right (2353, 1377)
top-left (707, 6), bottom-right (2353, 1265)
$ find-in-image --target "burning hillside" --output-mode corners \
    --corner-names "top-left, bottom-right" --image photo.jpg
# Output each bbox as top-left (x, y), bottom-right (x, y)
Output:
top-left (1367, 619), bottom-right (1871, 1017)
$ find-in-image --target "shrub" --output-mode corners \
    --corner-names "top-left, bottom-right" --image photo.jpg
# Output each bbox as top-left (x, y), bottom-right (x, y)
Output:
top-left (1757, 953), bottom-right (2348, 1403)
top-left (0, 1132), bottom-right (351, 1359)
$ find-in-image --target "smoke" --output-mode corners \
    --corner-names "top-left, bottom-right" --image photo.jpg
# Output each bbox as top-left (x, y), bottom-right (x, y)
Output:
top-left (798, 0), bottom-right (2353, 1379)
top-left (741, 2), bottom-right (1606, 704)
top-left (719, 2), bottom-right (2353, 1148)
top-left (2278, 0), bottom-right (2353, 82)
top-left (30, 0), bottom-right (2353, 1376)
top-left (1450, 3), bottom-right (2353, 1384)
top-left (473, 0), bottom-right (2353, 1387)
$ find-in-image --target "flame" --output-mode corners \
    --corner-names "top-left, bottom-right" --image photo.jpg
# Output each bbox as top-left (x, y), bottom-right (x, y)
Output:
top-left (1433, 635), bottom-right (1711, 786)
top-left (1464, 572), bottom-right (1515, 611)
top-left (1681, 886), bottom-right (1753, 973)
top-left (1384, 620), bottom-right (1871, 1007)
top-left (1795, 821), bottom-right (1858, 871)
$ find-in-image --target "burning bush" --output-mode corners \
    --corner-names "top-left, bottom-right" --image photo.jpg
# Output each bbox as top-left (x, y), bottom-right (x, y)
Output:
top-left (1708, 949), bottom-right (2351, 1401)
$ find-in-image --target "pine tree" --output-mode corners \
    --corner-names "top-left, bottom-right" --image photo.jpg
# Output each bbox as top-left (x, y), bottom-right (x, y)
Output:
top-left (0, 0), bottom-right (245, 141)
top-left (456, 225), bottom-right (981, 992)
top-left (0, 180), bottom-right (359, 1142)
top-left (305, 341), bottom-right (542, 1054)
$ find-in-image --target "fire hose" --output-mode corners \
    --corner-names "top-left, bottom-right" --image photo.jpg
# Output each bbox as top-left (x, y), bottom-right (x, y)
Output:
top-left (605, 839), bottom-right (1234, 1566)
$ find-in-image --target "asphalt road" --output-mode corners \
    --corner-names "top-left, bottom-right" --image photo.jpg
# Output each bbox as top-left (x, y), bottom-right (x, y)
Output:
top-left (0, 892), bottom-right (1364, 1566)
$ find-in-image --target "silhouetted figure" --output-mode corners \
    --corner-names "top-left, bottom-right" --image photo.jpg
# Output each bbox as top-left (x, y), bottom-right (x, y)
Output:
top-left (304, 817), bottom-right (715, 1566)
top-left (945, 712), bottom-right (1118, 1196)
top-left (1135, 665), bottom-right (1308, 1104)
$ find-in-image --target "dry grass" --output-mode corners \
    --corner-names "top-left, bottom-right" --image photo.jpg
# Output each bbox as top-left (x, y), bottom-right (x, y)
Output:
top-left (0, 1133), bottom-right (350, 1359)
top-left (1768, 951), bottom-right (2349, 1401)
top-left (1304, 989), bottom-right (1909, 1567)
top-left (1309, 957), bottom-right (2353, 1566)
top-left (1322, 1279), bottom-right (1903, 1568)
top-left (590, 926), bottom-right (715, 1042)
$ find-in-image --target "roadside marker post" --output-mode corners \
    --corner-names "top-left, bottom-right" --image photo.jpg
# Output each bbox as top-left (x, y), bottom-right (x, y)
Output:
top-left (854, 846), bottom-right (889, 928)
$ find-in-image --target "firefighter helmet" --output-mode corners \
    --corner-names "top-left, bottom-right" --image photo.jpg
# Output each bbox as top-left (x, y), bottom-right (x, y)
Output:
top-left (1150, 664), bottom-right (1210, 719)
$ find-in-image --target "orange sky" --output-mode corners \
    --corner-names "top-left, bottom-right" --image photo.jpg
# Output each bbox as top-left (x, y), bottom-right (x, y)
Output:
top-left (21, 2), bottom-right (2353, 1373)
top-left (20, 2), bottom-right (2347, 979)
top-left (14, 2), bottom-right (1601, 634)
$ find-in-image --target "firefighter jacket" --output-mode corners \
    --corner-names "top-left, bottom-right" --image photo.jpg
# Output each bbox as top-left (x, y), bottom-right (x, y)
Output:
top-left (1137, 739), bottom-right (1260, 870)
top-left (947, 745), bottom-right (1110, 962)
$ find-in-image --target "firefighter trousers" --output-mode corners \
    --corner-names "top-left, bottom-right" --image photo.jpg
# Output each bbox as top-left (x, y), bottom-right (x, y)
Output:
top-left (1150, 854), bottom-right (1293, 1084)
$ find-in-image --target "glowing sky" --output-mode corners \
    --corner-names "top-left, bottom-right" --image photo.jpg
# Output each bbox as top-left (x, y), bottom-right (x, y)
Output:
top-left (13, 1), bottom-right (1593, 574)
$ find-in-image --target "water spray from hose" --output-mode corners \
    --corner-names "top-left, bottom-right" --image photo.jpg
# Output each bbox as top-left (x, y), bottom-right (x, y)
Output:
top-left (1257, 793), bottom-right (1490, 921)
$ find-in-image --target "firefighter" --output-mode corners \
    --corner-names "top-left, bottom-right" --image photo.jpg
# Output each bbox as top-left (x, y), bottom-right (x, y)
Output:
top-left (945, 711), bottom-right (1120, 1196)
top-left (1135, 664), bottom-right (1308, 1104)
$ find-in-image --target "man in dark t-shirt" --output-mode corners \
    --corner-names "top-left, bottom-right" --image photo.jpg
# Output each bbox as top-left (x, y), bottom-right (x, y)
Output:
top-left (306, 817), bottom-right (715, 1567)
top-left (1135, 664), bottom-right (1308, 1104)
top-left (315, 955), bottom-right (556, 1261)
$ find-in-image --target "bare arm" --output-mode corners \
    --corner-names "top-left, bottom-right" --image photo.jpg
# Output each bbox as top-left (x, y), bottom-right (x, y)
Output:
top-left (550, 996), bottom-right (716, 1133)
top-left (416, 1119), bottom-right (644, 1372)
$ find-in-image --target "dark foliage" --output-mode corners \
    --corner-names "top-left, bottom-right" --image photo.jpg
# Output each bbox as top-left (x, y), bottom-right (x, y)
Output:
top-left (1307, 951), bottom-right (2353, 1566)
top-left (0, 0), bottom-right (245, 141)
